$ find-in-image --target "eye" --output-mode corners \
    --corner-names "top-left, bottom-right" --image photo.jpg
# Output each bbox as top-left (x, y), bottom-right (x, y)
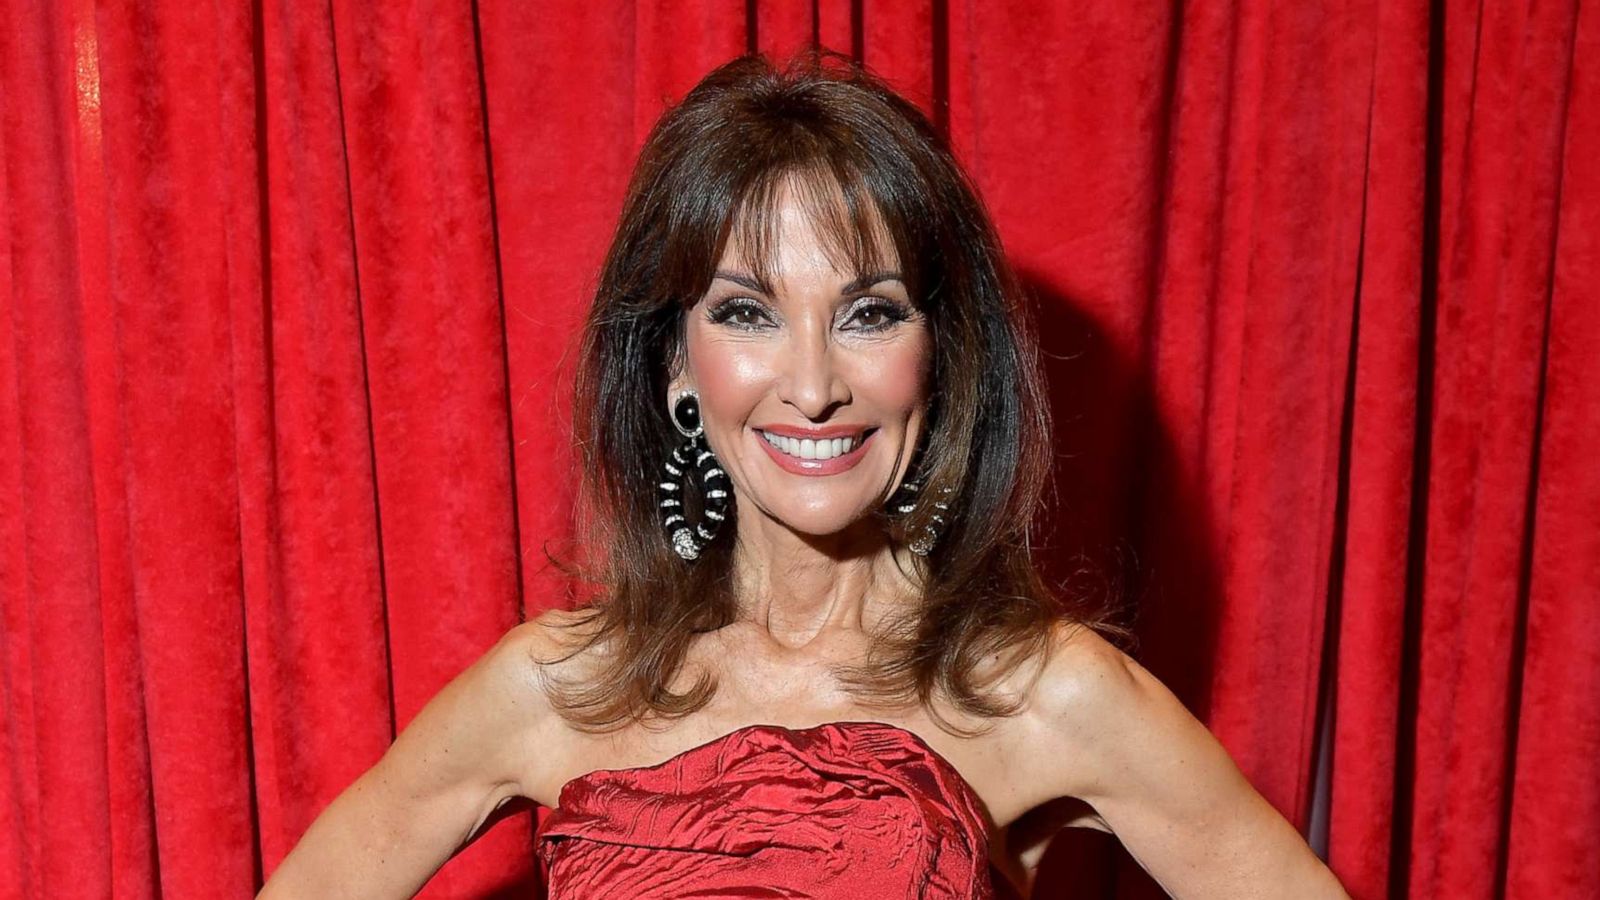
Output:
top-left (842, 299), bottom-right (913, 333)
top-left (707, 298), bottom-right (774, 330)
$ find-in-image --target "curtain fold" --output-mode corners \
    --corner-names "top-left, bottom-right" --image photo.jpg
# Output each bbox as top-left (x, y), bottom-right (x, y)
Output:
top-left (1, 1), bottom-right (1592, 898)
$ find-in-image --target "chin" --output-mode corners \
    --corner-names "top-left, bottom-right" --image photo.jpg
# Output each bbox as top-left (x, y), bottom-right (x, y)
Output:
top-left (765, 505), bottom-right (879, 543)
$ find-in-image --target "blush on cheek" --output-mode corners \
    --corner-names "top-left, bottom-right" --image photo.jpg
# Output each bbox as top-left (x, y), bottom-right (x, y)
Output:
top-left (856, 336), bottom-right (932, 413)
top-left (685, 326), bottom-right (778, 433)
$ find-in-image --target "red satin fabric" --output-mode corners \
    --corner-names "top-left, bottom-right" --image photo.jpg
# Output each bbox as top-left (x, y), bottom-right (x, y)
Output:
top-left (537, 721), bottom-right (996, 898)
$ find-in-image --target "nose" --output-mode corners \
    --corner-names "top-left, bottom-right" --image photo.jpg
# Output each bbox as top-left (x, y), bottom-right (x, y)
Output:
top-left (776, 316), bottom-right (850, 420)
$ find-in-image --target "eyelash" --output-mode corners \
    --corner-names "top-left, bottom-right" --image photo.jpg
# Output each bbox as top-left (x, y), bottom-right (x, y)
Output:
top-left (706, 297), bottom-right (913, 333)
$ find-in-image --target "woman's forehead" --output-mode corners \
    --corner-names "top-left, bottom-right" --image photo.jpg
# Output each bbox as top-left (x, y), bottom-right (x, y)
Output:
top-left (719, 171), bottom-right (902, 288)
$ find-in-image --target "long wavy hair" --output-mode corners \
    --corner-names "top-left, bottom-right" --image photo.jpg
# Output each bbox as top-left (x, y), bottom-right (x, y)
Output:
top-left (538, 49), bottom-right (1123, 738)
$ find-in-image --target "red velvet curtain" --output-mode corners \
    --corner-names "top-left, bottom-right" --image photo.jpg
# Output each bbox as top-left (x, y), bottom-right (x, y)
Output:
top-left (1, 1), bottom-right (1594, 898)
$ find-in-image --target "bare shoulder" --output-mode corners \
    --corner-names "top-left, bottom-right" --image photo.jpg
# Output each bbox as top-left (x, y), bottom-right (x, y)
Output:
top-left (1022, 619), bottom-right (1200, 801)
top-left (498, 607), bottom-right (619, 805)
top-left (376, 608), bottom-right (601, 802)
top-left (491, 605), bottom-right (612, 733)
top-left (512, 606), bottom-right (604, 667)
top-left (1017, 620), bottom-right (1350, 898)
top-left (1033, 621), bottom-right (1154, 729)
top-left (991, 622), bottom-right (1141, 804)
top-left (1035, 620), bottom-right (1144, 705)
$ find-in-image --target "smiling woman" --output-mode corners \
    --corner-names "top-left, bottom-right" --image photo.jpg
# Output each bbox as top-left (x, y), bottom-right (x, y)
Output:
top-left (257, 48), bottom-right (1349, 900)
top-left (548, 49), bottom-right (1082, 724)
top-left (679, 184), bottom-right (934, 547)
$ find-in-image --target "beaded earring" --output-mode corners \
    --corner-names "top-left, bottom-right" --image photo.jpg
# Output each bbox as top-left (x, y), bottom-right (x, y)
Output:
top-left (658, 391), bottom-right (731, 561)
top-left (885, 475), bottom-right (952, 556)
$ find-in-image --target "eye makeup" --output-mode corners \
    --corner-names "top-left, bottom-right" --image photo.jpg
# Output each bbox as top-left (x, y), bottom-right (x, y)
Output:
top-left (704, 294), bottom-right (916, 334)
top-left (705, 297), bottom-right (774, 330)
top-left (839, 297), bottom-right (914, 333)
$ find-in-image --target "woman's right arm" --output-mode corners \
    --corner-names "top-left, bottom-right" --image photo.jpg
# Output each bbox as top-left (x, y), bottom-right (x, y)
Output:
top-left (257, 614), bottom-right (567, 899)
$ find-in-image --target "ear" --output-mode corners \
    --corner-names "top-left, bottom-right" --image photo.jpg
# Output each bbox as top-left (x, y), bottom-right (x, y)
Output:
top-left (665, 342), bottom-right (692, 400)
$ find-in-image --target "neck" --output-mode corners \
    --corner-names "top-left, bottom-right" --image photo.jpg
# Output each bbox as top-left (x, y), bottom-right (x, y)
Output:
top-left (728, 514), bottom-right (922, 650)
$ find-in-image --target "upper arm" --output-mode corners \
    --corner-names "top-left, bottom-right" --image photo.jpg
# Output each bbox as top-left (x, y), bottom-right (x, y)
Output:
top-left (259, 614), bottom-right (564, 898)
top-left (1029, 626), bottom-right (1348, 900)
top-left (373, 618), bottom-right (553, 835)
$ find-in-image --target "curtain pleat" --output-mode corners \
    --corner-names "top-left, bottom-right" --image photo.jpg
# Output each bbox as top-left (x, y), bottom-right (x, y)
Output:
top-left (1502, 9), bottom-right (1600, 892)
top-left (1325, 0), bottom-right (1430, 893)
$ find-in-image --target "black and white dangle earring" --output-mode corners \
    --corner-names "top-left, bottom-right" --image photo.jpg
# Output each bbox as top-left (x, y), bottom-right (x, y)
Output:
top-left (659, 391), bottom-right (730, 562)
top-left (885, 475), bottom-right (954, 556)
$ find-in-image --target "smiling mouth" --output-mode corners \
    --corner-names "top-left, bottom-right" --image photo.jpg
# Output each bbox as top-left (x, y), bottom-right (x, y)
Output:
top-left (756, 428), bottom-right (877, 461)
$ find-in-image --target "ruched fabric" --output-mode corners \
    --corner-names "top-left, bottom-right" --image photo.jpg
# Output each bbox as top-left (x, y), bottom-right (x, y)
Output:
top-left (537, 720), bottom-right (996, 898)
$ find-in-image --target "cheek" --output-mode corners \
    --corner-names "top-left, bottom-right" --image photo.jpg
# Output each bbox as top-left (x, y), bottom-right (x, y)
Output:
top-left (847, 335), bottom-right (933, 411)
top-left (687, 329), bottom-right (773, 423)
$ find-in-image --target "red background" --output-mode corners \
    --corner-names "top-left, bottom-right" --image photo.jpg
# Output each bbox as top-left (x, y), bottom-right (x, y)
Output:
top-left (1, 1), bottom-right (1595, 898)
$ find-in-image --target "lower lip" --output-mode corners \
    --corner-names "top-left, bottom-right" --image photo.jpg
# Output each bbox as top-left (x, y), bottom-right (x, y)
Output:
top-left (755, 429), bottom-right (875, 476)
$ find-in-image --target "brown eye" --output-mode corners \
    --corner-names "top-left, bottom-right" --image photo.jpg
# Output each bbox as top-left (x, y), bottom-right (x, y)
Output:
top-left (707, 298), bottom-right (774, 330)
top-left (843, 300), bottom-right (911, 333)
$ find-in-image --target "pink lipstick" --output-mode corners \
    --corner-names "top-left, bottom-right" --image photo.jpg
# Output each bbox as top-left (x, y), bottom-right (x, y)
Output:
top-left (753, 425), bottom-right (876, 476)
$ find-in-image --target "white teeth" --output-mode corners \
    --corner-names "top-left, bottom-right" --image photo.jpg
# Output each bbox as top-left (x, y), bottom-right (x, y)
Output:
top-left (760, 430), bottom-right (865, 461)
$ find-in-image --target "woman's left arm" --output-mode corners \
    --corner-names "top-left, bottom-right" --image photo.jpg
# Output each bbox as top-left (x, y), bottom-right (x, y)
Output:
top-left (1028, 625), bottom-right (1349, 899)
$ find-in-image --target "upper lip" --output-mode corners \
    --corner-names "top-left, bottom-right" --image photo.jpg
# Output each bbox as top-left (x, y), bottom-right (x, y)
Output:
top-left (754, 424), bottom-right (875, 439)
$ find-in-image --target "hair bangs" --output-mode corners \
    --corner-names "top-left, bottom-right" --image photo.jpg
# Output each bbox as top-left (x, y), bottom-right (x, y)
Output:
top-left (748, 163), bottom-right (898, 288)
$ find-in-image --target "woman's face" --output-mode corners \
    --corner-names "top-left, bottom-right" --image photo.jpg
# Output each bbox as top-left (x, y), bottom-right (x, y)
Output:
top-left (672, 181), bottom-right (933, 543)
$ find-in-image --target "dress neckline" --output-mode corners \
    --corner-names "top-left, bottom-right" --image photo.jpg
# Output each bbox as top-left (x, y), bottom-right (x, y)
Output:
top-left (555, 719), bottom-right (986, 818)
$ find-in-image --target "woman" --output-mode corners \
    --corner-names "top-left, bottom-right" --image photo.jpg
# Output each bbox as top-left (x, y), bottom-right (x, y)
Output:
top-left (259, 51), bottom-right (1349, 899)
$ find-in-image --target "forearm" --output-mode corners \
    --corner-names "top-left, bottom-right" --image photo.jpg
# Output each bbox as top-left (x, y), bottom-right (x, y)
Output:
top-left (257, 764), bottom-right (461, 900)
top-left (1120, 806), bottom-right (1350, 900)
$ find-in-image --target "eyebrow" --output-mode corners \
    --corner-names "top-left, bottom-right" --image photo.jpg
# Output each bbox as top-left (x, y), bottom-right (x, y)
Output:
top-left (712, 269), bottom-right (905, 295)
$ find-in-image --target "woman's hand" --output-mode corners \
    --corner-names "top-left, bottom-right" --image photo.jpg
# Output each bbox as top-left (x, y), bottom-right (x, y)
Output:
top-left (256, 618), bottom-right (556, 899)
top-left (1019, 624), bottom-right (1350, 899)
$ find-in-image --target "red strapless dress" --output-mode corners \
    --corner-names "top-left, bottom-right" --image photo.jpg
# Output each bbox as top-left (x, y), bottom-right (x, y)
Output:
top-left (537, 720), bottom-right (997, 898)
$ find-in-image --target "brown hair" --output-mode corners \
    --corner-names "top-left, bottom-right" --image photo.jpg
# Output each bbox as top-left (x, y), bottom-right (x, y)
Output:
top-left (539, 48), bottom-right (1122, 738)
